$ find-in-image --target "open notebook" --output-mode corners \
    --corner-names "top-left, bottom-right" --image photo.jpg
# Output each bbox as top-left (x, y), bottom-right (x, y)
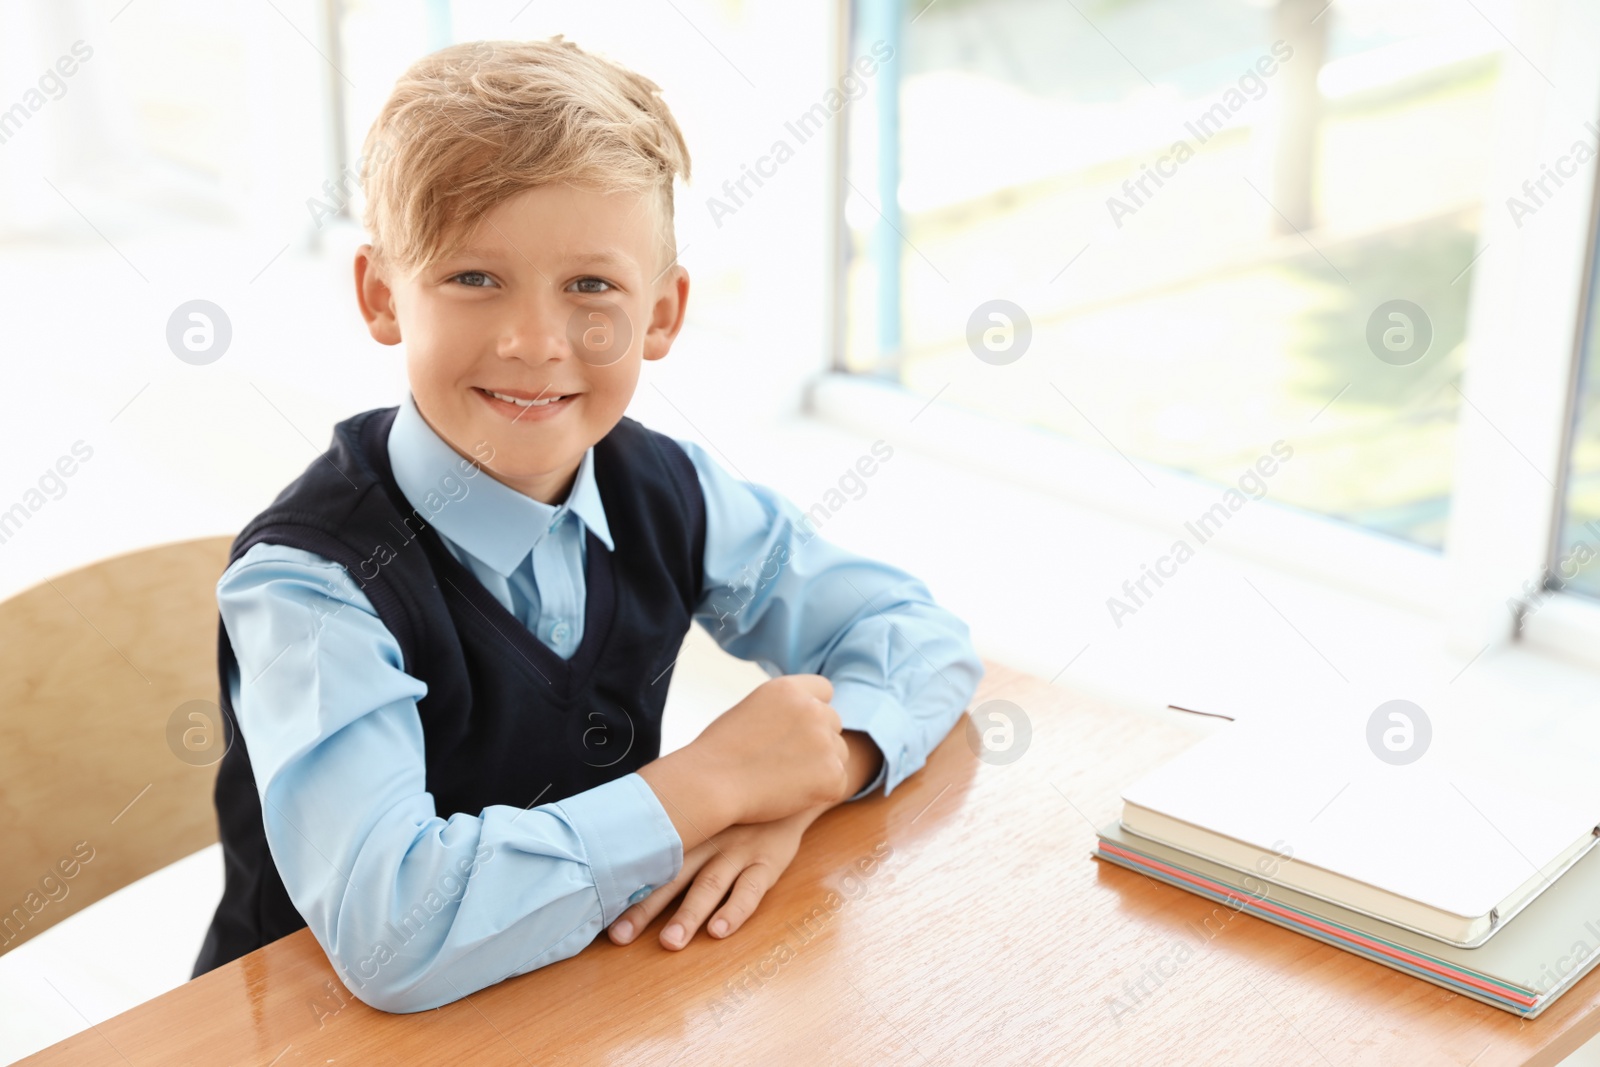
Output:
top-left (1119, 717), bottom-right (1600, 947)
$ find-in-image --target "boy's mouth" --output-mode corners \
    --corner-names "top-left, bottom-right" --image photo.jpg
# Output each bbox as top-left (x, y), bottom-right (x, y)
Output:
top-left (474, 386), bottom-right (579, 421)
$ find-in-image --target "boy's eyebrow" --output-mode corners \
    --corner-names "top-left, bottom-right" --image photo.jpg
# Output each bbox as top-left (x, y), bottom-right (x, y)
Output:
top-left (446, 246), bottom-right (638, 270)
top-left (565, 250), bottom-right (637, 270)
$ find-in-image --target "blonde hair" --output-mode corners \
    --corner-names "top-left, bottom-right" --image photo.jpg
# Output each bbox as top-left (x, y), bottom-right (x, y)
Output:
top-left (359, 36), bottom-right (691, 275)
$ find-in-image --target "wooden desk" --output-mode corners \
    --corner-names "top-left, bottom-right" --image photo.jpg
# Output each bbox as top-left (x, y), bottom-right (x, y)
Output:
top-left (20, 662), bottom-right (1600, 1066)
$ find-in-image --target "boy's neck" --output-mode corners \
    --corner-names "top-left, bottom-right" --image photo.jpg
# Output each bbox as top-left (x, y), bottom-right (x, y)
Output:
top-left (491, 463), bottom-right (579, 507)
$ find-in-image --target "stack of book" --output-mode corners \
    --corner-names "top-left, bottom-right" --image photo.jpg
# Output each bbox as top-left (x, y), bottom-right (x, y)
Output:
top-left (1093, 713), bottom-right (1600, 1017)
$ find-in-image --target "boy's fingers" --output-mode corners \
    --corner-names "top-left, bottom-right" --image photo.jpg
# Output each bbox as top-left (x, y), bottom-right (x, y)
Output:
top-left (661, 856), bottom-right (739, 950)
top-left (609, 855), bottom-right (705, 944)
top-left (707, 862), bottom-right (774, 939)
top-left (608, 889), bottom-right (667, 945)
top-left (789, 673), bottom-right (833, 703)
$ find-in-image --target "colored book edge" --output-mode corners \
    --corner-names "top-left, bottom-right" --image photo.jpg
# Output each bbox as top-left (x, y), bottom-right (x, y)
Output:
top-left (1093, 824), bottom-right (1600, 1019)
top-left (1120, 795), bottom-right (1600, 948)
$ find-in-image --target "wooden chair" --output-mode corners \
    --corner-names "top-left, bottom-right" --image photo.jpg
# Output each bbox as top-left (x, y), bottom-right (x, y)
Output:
top-left (0, 535), bottom-right (234, 956)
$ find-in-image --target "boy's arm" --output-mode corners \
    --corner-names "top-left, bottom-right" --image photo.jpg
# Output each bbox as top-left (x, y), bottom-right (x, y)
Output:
top-left (219, 543), bottom-right (686, 1013)
top-left (608, 738), bottom-right (873, 951)
top-left (675, 438), bottom-right (984, 800)
top-left (598, 436), bottom-right (976, 952)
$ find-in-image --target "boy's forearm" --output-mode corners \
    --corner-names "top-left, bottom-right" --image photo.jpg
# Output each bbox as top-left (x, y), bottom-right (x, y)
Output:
top-left (640, 727), bottom-right (883, 847)
top-left (636, 749), bottom-right (737, 853)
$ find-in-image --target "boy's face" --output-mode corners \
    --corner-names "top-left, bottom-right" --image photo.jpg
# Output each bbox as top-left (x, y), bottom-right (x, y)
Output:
top-left (355, 184), bottom-right (689, 504)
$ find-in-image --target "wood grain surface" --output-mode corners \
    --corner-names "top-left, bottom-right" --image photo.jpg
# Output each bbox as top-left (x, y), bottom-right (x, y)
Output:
top-left (19, 661), bottom-right (1600, 1066)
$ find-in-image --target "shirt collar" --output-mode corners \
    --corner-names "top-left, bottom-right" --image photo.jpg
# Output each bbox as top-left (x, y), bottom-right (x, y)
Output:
top-left (386, 391), bottom-right (614, 577)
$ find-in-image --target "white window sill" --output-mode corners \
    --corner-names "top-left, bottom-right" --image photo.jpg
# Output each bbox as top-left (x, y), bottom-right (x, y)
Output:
top-left (784, 371), bottom-right (1600, 774)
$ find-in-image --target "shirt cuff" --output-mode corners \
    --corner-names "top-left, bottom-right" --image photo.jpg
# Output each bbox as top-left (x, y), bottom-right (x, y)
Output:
top-left (548, 772), bottom-right (682, 926)
top-left (830, 679), bottom-right (919, 798)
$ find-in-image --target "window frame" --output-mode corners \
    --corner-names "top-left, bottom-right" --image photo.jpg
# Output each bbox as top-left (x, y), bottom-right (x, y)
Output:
top-left (1444, 0), bottom-right (1600, 658)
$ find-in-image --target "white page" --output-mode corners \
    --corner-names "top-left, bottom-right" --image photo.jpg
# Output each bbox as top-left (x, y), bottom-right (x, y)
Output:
top-left (1123, 712), bottom-right (1600, 919)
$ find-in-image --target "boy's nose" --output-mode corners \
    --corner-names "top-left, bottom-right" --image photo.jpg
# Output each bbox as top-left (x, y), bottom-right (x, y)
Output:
top-left (498, 310), bottom-right (570, 364)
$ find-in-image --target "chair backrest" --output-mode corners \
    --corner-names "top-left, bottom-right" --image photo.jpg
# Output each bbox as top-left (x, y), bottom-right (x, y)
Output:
top-left (0, 535), bottom-right (234, 956)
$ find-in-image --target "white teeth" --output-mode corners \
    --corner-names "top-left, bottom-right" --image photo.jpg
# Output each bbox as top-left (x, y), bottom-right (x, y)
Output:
top-left (486, 389), bottom-right (565, 408)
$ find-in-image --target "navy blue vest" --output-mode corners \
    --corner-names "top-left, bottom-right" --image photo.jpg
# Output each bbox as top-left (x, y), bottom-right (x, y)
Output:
top-left (192, 405), bottom-right (705, 976)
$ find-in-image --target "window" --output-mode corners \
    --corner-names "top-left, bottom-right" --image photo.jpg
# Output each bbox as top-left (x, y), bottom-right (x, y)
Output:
top-left (840, 0), bottom-right (1518, 550)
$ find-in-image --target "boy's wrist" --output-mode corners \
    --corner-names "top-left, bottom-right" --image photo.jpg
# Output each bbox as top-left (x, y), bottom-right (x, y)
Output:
top-left (841, 729), bottom-right (885, 801)
top-left (637, 747), bottom-right (739, 850)
top-left (678, 744), bottom-right (742, 827)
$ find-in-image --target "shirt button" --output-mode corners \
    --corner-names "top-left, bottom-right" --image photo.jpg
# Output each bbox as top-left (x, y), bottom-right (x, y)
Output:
top-left (550, 621), bottom-right (571, 644)
top-left (627, 885), bottom-right (654, 905)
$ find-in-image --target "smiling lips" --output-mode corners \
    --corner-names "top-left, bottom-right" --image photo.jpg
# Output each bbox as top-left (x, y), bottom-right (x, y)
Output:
top-left (474, 386), bottom-right (579, 422)
top-left (480, 387), bottom-right (575, 408)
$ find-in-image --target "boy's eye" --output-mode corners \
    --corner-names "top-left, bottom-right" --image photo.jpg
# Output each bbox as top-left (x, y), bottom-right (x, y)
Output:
top-left (571, 277), bottom-right (613, 295)
top-left (451, 271), bottom-right (496, 288)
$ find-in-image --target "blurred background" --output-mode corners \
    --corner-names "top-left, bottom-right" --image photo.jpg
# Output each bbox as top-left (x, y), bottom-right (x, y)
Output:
top-left (5, 0), bottom-right (1600, 1060)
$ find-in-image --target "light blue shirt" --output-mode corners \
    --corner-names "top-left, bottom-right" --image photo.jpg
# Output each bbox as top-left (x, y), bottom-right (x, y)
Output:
top-left (218, 391), bottom-right (983, 1012)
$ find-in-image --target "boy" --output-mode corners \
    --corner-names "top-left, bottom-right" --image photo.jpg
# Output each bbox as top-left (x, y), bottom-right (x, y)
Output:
top-left (191, 37), bottom-right (982, 1012)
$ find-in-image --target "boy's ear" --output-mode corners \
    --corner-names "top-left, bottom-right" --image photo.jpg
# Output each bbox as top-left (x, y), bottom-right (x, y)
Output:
top-left (642, 265), bottom-right (689, 363)
top-left (354, 244), bottom-right (402, 345)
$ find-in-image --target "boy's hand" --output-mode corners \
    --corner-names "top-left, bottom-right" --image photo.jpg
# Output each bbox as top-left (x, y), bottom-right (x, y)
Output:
top-left (655, 674), bottom-right (851, 830)
top-left (606, 804), bottom-right (824, 949)
top-left (709, 674), bottom-right (851, 824)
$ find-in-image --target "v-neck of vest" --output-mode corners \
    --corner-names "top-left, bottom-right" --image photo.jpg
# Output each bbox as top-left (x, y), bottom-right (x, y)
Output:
top-left (365, 406), bottom-right (617, 694)
top-left (432, 521), bottom-right (615, 692)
